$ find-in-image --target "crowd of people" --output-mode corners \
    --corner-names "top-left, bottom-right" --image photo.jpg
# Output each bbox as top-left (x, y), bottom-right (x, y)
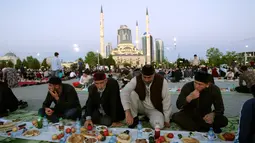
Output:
top-left (0, 51), bottom-right (255, 142)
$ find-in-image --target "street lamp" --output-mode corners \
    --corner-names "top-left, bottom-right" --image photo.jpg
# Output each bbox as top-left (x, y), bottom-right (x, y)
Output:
top-left (73, 44), bottom-right (80, 52)
top-left (245, 45), bottom-right (248, 65)
top-left (97, 50), bottom-right (99, 69)
top-left (173, 37), bottom-right (177, 49)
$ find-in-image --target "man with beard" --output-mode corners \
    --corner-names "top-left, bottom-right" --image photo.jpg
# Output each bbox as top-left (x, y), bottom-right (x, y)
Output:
top-left (39, 77), bottom-right (81, 123)
top-left (83, 72), bottom-right (125, 127)
top-left (172, 71), bottom-right (228, 133)
top-left (120, 65), bottom-right (172, 129)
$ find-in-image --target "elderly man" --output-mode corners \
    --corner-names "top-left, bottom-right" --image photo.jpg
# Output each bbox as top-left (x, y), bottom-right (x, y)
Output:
top-left (83, 72), bottom-right (125, 127)
top-left (120, 65), bottom-right (172, 129)
top-left (39, 77), bottom-right (81, 123)
top-left (172, 71), bottom-right (228, 133)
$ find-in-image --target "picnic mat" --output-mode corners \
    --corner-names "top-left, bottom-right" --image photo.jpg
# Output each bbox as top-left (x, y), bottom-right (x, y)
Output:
top-left (0, 110), bottom-right (239, 143)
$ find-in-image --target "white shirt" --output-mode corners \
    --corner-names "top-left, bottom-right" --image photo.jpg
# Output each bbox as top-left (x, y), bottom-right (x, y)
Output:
top-left (51, 57), bottom-right (62, 71)
top-left (79, 75), bottom-right (92, 85)
top-left (70, 72), bottom-right (76, 78)
top-left (120, 77), bottom-right (172, 122)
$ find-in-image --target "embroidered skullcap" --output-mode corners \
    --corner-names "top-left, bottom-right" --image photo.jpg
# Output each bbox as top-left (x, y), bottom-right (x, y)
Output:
top-left (93, 72), bottom-right (106, 81)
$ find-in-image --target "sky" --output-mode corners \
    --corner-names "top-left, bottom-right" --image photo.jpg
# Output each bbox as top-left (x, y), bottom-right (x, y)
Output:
top-left (0, 0), bottom-right (254, 62)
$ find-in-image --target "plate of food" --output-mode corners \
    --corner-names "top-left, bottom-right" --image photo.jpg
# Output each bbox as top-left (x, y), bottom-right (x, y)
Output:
top-left (84, 137), bottom-right (98, 143)
top-left (81, 130), bottom-right (97, 138)
top-left (135, 139), bottom-right (149, 143)
top-left (218, 132), bottom-right (235, 141)
top-left (95, 125), bottom-right (107, 131)
top-left (181, 137), bottom-right (200, 143)
top-left (117, 130), bottom-right (131, 143)
top-left (66, 134), bottom-right (87, 143)
top-left (23, 129), bottom-right (40, 137)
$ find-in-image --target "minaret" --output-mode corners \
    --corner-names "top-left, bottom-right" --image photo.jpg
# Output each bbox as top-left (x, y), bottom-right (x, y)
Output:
top-left (146, 7), bottom-right (151, 64)
top-left (100, 5), bottom-right (105, 58)
top-left (135, 21), bottom-right (139, 51)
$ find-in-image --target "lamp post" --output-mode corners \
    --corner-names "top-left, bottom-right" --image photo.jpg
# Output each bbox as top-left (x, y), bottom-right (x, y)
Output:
top-left (97, 50), bottom-right (99, 69)
top-left (173, 37), bottom-right (177, 49)
top-left (245, 45), bottom-right (248, 65)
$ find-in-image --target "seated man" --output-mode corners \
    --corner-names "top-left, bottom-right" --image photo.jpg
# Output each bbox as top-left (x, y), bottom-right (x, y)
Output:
top-left (39, 77), bottom-right (81, 123)
top-left (236, 98), bottom-right (255, 143)
top-left (172, 71), bottom-right (228, 133)
top-left (0, 81), bottom-right (19, 117)
top-left (121, 65), bottom-right (172, 129)
top-left (83, 72), bottom-right (125, 127)
top-left (238, 66), bottom-right (255, 97)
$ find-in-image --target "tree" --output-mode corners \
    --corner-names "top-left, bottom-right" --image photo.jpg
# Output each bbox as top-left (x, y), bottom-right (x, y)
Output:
top-left (41, 58), bottom-right (50, 69)
top-left (22, 59), bottom-right (28, 68)
top-left (105, 55), bottom-right (116, 67)
top-left (70, 63), bottom-right (78, 71)
top-left (32, 58), bottom-right (41, 69)
top-left (206, 47), bottom-right (223, 66)
top-left (0, 61), bottom-right (7, 69)
top-left (176, 58), bottom-right (190, 67)
top-left (6, 60), bottom-right (14, 68)
top-left (15, 59), bottom-right (22, 69)
top-left (85, 51), bottom-right (97, 68)
top-left (221, 51), bottom-right (238, 65)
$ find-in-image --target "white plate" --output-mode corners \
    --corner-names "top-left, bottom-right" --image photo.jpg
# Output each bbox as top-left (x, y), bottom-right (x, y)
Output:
top-left (95, 125), bottom-right (107, 131)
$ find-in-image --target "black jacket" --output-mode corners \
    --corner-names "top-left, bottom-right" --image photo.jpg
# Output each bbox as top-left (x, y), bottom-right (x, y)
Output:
top-left (176, 81), bottom-right (225, 117)
top-left (85, 78), bottom-right (125, 122)
top-left (0, 82), bottom-right (18, 115)
top-left (42, 83), bottom-right (81, 114)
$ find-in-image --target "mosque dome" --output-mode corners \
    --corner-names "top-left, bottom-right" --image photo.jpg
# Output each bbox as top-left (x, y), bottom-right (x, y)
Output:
top-left (4, 52), bottom-right (17, 57)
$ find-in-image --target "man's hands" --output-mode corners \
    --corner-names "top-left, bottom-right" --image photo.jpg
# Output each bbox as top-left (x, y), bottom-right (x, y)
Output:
top-left (164, 122), bottom-right (170, 128)
top-left (186, 89), bottom-right (200, 103)
top-left (125, 110), bottom-right (133, 125)
top-left (84, 120), bottom-right (94, 128)
top-left (49, 90), bottom-right (59, 101)
top-left (203, 112), bottom-right (215, 124)
top-left (45, 108), bottom-right (54, 116)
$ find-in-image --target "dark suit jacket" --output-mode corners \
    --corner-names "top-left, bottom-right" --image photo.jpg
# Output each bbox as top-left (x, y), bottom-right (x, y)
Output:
top-left (85, 78), bottom-right (125, 122)
top-left (42, 83), bottom-right (81, 114)
top-left (0, 82), bottom-right (18, 115)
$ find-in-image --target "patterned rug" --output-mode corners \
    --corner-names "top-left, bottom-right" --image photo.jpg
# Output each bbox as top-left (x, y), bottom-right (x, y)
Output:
top-left (0, 110), bottom-right (239, 143)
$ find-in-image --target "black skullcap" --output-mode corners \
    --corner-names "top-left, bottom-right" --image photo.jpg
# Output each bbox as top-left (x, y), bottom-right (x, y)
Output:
top-left (48, 77), bottom-right (62, 85)
top-left (93, 72), bottom-right (106, 81)
top-left (142, 65), bottom-right (155, 76)
top-left (84, 69), bottom-right (90, 75)
top-left (194, 71), bottom-right (210, 83)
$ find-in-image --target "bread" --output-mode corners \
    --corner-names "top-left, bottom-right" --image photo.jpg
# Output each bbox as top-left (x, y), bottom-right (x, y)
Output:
top-left (181, 137), bottom-right (200, 143)
top-left (117, 133), bottom-right (131, 143)
top-left (23, 130), bottom-right (40, 137)
top-left (67, 134), bottom-right (86, 143)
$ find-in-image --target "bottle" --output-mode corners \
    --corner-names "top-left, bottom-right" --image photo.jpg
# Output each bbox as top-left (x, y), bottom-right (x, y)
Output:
top-left (109, 136), bottom-right (116, 143)
top-left (154, 122), bottom-right (161, 139)
top-left (37, 116), bottom-right (43, 129)
top-left (42, 116), bottom-right (48, 132)
top-left (137, 121), bottom-right (143, 139)
top-left (75, 118), bottom-right (81, 134)
top-left (207, 127), bottom-right (215, 141)
top-left (59, 118), bottom-right (64, 131)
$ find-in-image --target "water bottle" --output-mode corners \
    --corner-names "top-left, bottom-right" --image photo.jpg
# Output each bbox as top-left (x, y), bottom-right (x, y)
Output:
top-left (109, 136), bottom-right (116, 143)
top-left (207, 127), bottom-right (215, 141)
top-left (42, 116), bottom-right (48, 132)
top-left (75, 118), bottom-right (81, 134)
top-left (154, 121), bottom-right (161, 139)
top-left (137, 121), bottom-right (143, 139)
